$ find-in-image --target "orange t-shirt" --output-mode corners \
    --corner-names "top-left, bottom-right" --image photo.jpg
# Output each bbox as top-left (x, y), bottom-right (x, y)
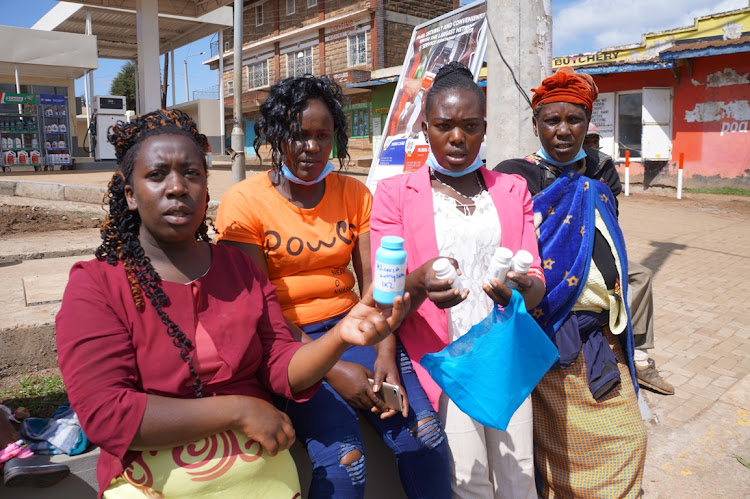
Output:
top-left (216, 172), bottom-right (372, 326)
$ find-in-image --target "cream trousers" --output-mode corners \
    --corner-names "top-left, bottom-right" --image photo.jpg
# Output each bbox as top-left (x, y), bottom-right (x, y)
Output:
top-left (438, 394), bottom-right (536, 499)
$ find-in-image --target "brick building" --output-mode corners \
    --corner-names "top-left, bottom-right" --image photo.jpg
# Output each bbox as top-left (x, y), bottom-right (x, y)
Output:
top-left (205, 0), bottom-right (459, 161)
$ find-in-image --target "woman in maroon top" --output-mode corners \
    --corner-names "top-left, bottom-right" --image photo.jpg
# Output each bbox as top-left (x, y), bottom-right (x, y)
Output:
top-left (55, 109), bottom-right (407, 498)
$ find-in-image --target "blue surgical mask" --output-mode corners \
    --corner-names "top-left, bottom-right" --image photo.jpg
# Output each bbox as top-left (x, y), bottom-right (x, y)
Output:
top-left (536, 146), bottom-right (587, 167)
top-left (280, 161), bottom-right (335, 185)
top-left (425, 151), bottom-right (483, 178)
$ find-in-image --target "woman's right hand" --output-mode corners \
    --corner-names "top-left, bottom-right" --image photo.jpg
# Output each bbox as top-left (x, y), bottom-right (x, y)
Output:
top-left (420, 257), bottom-right (469, 309)
top-left (232, 396), bottom-right (296, 457)
top-left (326, 361), bottom-right (390, 414)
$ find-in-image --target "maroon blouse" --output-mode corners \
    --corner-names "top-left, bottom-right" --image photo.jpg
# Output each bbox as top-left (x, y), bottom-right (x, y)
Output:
top-left (55, 244), bottom-right (315, 496)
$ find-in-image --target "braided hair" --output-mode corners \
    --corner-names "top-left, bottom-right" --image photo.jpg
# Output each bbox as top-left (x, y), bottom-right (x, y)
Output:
top-left (424, 61), bottom-right (486, 119)
top-left (98, 109), bottom-right (210, 398)
top-left (254, 75), bottom-right (349, 170)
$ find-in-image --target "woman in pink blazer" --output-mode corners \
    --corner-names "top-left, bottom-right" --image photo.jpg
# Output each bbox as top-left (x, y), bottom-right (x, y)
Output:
top-left (371, 63), bottom-right (545, 498)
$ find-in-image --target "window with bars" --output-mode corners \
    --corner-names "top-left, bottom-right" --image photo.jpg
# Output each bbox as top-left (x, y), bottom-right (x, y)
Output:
top-left (288, 48), bottom-right (313, 77)
top-left (247, 60), bottom-right (269, 90)
top-left (348, 32), bottom-right (367, 67)
top-left (255, 5), bottom-right (263, 26)
top-left (286, 0), bottom-right (295, 15)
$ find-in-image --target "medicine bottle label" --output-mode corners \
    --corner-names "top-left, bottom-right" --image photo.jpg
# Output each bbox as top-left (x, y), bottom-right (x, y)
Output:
top-left (373, 261), bottom-right (406, 294)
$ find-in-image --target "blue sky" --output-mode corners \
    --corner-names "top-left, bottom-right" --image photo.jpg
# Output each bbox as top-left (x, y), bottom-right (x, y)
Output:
top-left (4, 0), bottom-right (747, 105)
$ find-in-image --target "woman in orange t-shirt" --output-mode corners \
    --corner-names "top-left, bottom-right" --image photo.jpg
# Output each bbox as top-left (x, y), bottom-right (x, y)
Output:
top-left (216, 76), bottom-right (450, 498)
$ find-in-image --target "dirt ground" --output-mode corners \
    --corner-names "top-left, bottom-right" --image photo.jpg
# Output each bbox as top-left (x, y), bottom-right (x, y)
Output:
top-left (635, 191), bottom-right (750, 217)
top-left (0, 204), bottom-right (103, 235)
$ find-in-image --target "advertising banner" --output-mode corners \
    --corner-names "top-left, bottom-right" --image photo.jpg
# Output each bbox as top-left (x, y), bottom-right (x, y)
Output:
top-left (0, 93), bottom-right (36, 105)
top-left (365, 0), bottom-right (487, 191)
top-left (39, 94), bottom-right (66, 106)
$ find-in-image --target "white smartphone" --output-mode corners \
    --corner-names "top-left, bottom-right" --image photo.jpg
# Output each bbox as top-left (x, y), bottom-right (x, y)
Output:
top-left (368, 378), bottom-right (403, 413)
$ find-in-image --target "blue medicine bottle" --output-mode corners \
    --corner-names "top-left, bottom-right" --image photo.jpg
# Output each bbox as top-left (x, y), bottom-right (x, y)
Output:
top-left (373, 236), bottom-right (407, 306)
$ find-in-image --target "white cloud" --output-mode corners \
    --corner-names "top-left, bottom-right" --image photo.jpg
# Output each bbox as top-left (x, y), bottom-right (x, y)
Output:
top-left (553, 0), bottom-right (748, 56)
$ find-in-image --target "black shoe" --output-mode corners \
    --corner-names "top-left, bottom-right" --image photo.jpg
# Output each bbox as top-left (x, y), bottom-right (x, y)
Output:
top-left (3, 454), bottom-right (70, 488)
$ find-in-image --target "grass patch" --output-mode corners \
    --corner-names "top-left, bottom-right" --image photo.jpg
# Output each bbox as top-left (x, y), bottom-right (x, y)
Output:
top-left (683, 187), bottom-right (750, 197)
top-left (0, 372), bottom-right (68, 418)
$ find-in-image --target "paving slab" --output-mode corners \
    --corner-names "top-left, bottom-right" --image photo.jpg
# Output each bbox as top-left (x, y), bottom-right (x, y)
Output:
top-left (0, 229), bottom-right (99, 264)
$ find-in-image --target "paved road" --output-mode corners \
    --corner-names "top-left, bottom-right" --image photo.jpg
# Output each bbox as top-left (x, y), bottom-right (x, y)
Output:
top-left (1, 172), bottom-right (749, 496)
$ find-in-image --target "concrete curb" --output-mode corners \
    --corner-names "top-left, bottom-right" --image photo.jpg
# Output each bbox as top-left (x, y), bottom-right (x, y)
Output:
top-left (0, 248), bottom-right (97, 264)
top-left (1, 179), bottom-right (225, 208)
top-left (0, 180), bottom-right (106, 205)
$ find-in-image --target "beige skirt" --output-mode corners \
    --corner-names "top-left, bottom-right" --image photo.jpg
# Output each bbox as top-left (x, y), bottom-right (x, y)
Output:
top-left (105, 429), bottom-right (301, 498)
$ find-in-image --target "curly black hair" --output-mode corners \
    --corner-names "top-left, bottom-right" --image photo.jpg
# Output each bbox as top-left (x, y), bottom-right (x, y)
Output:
top-left (424, 61), bottom-right (486, 119)
top-left (254, 75), bottom-right (349, 170)
top-left (98, 109), bottom-right (210, 398)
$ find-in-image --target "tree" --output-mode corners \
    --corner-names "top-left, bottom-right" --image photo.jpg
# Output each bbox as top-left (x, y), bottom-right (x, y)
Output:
top-left (110, 61), bottom-right (136, 111)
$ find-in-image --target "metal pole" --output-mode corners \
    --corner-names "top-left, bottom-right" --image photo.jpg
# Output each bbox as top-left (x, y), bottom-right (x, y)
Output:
top-left (219, 29), bottom-right (226, 157)
top-left (83, 71), bottom-right (92, 157)
top-left (171, 49), bottom-right (176, 107)
top-left (231, 0), bottom-right (246, 182)
top-left (85, 8), bottom-right (94, 156)
top-left (184, 57), bottom-right (190, 103)
top-left (134, 60), bottom-right (140, 115)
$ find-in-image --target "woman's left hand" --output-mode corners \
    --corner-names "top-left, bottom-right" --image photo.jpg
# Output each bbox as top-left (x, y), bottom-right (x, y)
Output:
top-left (335, 287), bottom-right (410, 347)
top-left (483, 272), bottom-right (545, 309)
top-left (483, 271), bottom-right (536, 306)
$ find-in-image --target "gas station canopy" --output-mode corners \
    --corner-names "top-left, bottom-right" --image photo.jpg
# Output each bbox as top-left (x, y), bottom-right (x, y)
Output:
top-left (0, 26), bottom-right (98, 79)
top-left (33, 1), bottom-right (233, 60)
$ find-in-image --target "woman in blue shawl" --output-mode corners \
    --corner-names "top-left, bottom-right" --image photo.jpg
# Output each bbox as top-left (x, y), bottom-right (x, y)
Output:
top-left (495, 67), bottom-right (647, 498)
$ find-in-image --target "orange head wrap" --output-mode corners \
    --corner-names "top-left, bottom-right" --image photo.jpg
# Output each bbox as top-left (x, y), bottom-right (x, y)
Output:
top-left (531, 66), bottom-right (599, 113)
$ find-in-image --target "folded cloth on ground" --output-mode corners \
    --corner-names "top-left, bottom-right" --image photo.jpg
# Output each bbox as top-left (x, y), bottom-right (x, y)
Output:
top-left (20, 404), bottom-right (89, 456)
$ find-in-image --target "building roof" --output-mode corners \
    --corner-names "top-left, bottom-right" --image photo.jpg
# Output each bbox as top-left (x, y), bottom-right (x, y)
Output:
top-left (43, 0), bottom-right (233, 18)
top-left (577, 60), bottom-right (675, 75)
top-left (659, 35), bottom-right (750, 60)
top-left (32, 1), bottom-right (232, 60)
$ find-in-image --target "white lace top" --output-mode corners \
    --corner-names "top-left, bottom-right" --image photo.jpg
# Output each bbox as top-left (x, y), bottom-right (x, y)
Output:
top-left (433, 189), bottom-right (502, 342)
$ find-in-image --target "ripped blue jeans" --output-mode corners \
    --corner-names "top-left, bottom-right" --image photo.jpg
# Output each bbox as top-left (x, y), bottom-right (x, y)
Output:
top-left (280, 314), bottom-right (451, 499)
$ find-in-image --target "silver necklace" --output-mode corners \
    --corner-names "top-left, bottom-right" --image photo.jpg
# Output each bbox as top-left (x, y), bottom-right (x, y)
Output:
top-left (430, 169), bottom-right (484, 198)
top-left (430, 169), bottom-right (485, 216)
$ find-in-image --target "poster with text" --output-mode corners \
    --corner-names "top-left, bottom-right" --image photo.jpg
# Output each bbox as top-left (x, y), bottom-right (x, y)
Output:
top-left (365, 0), bottom-right (487, 191)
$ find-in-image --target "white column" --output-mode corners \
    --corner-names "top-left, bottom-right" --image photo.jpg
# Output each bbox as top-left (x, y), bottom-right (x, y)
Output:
top-left (218, 29), bottom-right (225, 156)
top-left (14, 65), bottom-right (22, 115)
top-left (486, 0), bottom-right (551, 166)
top-left (135, 0), bottom-right (161, 112)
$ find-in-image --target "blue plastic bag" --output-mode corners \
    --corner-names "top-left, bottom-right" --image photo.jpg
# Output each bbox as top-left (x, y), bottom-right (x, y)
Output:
top-left (420, 290), bottom-right (559, 431)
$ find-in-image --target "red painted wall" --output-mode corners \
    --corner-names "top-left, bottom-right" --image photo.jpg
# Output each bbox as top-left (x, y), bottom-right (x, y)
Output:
top-left (592, 54), bottom-right (750, 185)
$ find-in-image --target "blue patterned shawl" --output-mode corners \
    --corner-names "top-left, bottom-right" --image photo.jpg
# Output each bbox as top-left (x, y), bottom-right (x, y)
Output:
top-left (530, 169), bottom-right (638, 392)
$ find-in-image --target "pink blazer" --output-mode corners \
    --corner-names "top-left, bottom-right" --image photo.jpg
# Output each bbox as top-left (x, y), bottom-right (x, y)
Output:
top-left (370, 165), bottom-right (544, 410)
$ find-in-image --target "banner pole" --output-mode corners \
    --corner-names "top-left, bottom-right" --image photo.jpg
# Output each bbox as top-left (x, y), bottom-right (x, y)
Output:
top-left (677, 152), bottom-right (684, 200)
top-left (624, 150), bottom-right (630, 197)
